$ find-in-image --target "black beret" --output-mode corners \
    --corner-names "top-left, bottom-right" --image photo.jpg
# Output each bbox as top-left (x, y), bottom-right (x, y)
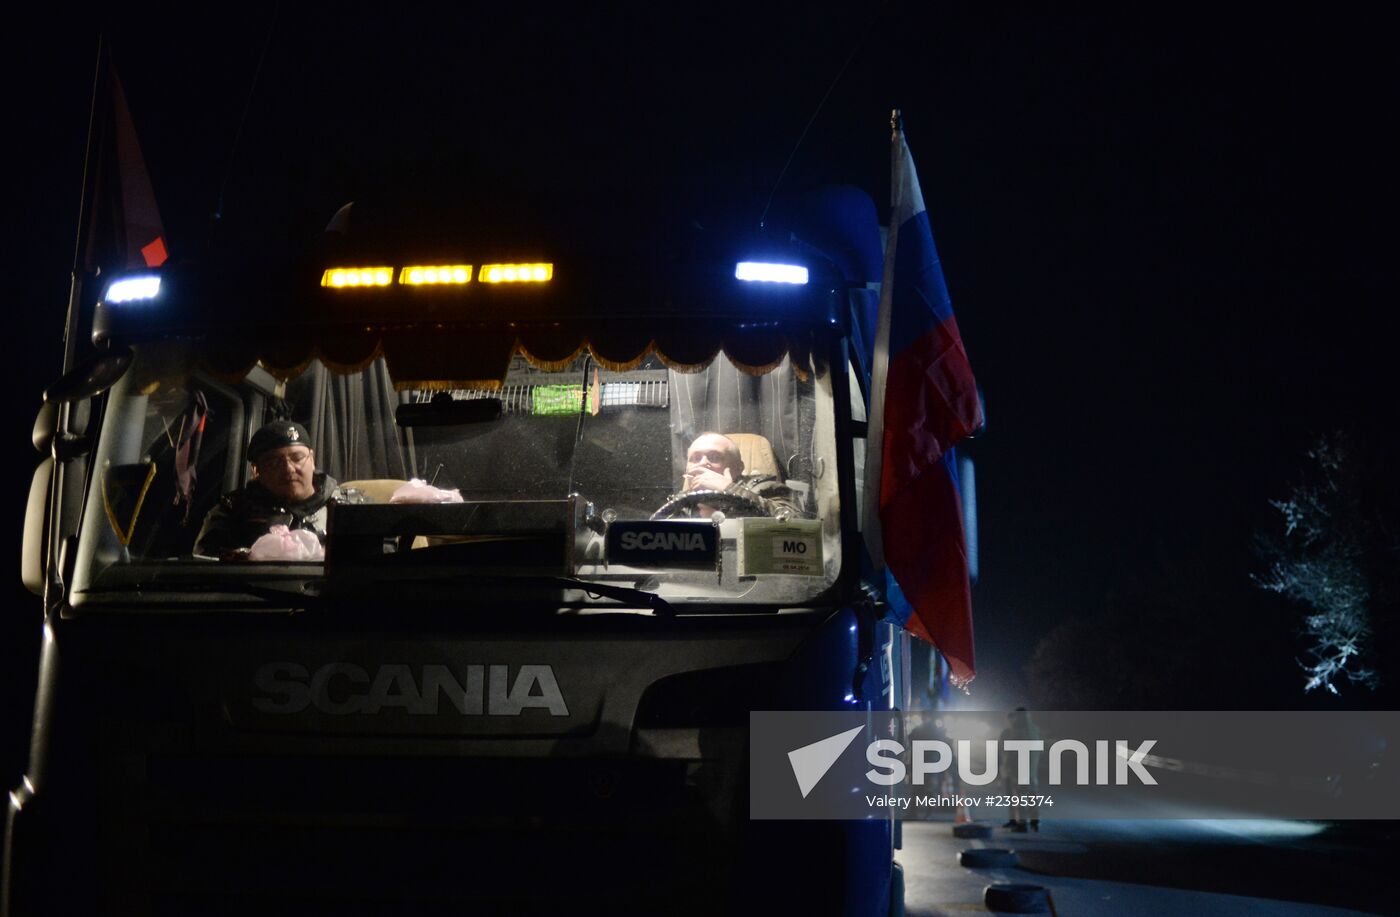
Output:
top-left (248, 421), bottom-right (311, 463)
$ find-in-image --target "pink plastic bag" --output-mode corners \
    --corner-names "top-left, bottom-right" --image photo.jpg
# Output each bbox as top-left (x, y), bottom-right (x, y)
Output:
top-left (389, 478), bottom-right (464, 504)
top-left (248, 524), bottom-right (324, 561)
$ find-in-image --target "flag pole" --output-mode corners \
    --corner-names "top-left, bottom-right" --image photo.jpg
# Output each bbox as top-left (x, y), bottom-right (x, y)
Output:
top-left (63, 36), bottom-right (107, 374)
top-left (861, 108), bottom-right (905, 572)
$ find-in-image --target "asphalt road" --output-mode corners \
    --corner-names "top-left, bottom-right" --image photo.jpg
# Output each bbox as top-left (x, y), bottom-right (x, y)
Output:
top-left (899, 816), bottom-right (1394, 916)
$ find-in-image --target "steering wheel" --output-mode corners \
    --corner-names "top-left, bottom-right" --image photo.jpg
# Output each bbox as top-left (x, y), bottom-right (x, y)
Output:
top-left (650, 489), bottom-right (768, 521)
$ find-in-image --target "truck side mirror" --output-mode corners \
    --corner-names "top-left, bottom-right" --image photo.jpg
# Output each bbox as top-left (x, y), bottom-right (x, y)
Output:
top-left (33, 402), bottom-right (58, 453)
top-left (32, 402), bottom-right (93, 462)
top-left (42, 346), bottom-right (132, 404)
top-left (22, 457), bottom-right (54, 596)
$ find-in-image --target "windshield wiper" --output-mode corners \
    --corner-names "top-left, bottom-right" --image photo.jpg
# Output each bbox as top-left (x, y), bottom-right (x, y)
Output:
top-left (77, 580), bottom-right (323, 608)
top-left (546, 575), bottom-right (675, 618)
top-left (330, 572), bottom-right (675, 618)
top-left (85, 574), bottom-right (675, 616)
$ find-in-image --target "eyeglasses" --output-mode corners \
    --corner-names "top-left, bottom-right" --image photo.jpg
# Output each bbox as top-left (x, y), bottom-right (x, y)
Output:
top-left (687, 449), bottom-right (731, 466)
top-left (255, 449), bottom-right (312, 473)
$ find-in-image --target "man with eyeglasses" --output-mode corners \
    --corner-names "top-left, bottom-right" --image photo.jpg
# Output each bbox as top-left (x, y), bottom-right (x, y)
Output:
top-left (194, 420), bottom-right (343, 558)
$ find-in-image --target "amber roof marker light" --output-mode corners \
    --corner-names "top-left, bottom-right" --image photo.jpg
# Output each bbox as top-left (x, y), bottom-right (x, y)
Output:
top-left (400, 265), bottom-right (473, 286)
top-left (321, 267), bottom-right (394, 288)
top-left (479, 263), bottom-right (553, 284)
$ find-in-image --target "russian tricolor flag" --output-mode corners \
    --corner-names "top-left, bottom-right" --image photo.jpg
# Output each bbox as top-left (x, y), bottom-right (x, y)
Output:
top-left (864, 120), bottom-right (982, 687)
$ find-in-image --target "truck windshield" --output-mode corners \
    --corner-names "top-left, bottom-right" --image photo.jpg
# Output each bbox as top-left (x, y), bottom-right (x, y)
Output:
top-left (72, 343), bottom-right (842, 607)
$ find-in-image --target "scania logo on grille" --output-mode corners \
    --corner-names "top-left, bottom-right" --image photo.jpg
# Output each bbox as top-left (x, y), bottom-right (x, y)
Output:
top-left (251, 663), bottom-right (569, 716)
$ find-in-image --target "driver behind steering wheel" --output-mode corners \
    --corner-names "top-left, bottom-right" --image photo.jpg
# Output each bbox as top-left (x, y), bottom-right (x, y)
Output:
top-left (672, 432), bottom-right (803, 518)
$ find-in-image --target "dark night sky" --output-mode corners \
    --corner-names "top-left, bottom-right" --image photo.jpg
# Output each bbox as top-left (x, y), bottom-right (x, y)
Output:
top-left (4, 4), bottom-right (1395, 774)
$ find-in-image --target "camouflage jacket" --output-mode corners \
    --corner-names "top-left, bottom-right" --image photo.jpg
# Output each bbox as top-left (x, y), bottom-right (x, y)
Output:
top-left (194, 472), bottom-right (342, 557)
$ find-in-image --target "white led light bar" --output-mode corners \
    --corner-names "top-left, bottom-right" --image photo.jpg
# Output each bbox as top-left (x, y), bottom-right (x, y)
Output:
top-left (735, 261), bottom-right (809, 285)
top-left (105, 275), bottom-right (162, 303)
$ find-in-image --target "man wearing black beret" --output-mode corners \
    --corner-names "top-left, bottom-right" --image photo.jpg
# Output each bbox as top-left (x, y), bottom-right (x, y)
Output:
top-left (194, 420), bottom-right (343, 558)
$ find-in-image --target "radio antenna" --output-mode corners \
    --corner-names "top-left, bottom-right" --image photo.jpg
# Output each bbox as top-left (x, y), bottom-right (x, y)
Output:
top-left (757, 12), bottom-right (877, 228)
